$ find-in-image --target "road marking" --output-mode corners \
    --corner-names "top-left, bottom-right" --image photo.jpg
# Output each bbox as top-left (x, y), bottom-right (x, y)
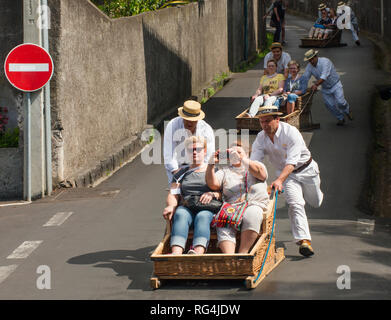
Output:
top-left (7, 241), bottom-right (43, 259)
top-left (9, 63), bottom-right (49, 72)
top-left (356, 219), bottom-right (375, 235)
top-left (0, 265), bottom-right (18, 284)
top-left (43, 212), bottom-right (73, 227)
top-left (100, 190), bottom-right (120, 197)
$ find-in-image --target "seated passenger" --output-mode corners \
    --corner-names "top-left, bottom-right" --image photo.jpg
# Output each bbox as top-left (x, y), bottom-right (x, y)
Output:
top-left (323, 8), bottom-right (338, 39)
top-left (162, 136), bottom-right (221, 255)
top-left (206, 141), bottom-right (270, 254)
top-left (283, 60), bottom-right (309, 114)
top-left (247, 59), bottom-right (285, 117)
top-left (308, 9), bottom-right (331, 39)
top-left (317, 3), bottom-right (330, 18)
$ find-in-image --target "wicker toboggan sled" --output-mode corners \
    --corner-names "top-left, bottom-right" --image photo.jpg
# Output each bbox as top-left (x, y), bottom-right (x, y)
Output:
top-left (236, 90), bottom-right (320, 133)
top-left (150, 190), bottom-right (285, 289)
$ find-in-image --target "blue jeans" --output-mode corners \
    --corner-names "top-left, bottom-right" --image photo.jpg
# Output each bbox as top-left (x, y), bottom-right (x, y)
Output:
top-left (287, 93), bottom-right (299, 103)
top-left (170, 206), bottom-right (214, 250)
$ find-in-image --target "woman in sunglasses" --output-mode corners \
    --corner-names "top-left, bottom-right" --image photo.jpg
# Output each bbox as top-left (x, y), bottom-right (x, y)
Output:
top-left (206, 141), bottom-right (270, 254)
top-left (162, 136), bottom-right (221, 255)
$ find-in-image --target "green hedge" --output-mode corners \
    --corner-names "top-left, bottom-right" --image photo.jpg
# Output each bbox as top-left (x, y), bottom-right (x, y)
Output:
top-left (92, 0), bottom-right (196, 18)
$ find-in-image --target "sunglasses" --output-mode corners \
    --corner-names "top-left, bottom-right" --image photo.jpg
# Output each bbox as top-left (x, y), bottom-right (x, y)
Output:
top-left (187, 146), bottom-right (205, 153)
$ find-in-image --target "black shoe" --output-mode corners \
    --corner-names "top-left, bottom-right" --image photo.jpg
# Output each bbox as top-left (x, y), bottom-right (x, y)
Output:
top-left (356, 40), bottom-right (361, 46)
top-left (337, 118), bottom-right (345, 126)
top-left (299, 240), bottom-right (314, 257)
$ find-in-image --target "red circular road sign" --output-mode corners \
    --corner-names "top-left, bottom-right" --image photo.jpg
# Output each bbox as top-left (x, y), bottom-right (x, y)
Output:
top-left (4, 43), bottom-right (54, 92)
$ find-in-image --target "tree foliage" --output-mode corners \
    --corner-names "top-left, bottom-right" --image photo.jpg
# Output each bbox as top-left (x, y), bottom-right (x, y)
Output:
top-left (93, 0), bottom-right (197, 18)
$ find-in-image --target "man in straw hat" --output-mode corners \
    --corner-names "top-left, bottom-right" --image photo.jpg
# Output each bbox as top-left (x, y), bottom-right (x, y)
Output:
top-left (302, 49), bottom-right (353, 125)
top-left (250, 106), bottom-right (324, 257)
top-left (163, 100), bottom-right (215, 184)
top-left (318, 3), bottom-right (330, 18)
top-left (337, 1), bottom-right (360, 46)
top-left (263, 42), bottom-right (292, 78)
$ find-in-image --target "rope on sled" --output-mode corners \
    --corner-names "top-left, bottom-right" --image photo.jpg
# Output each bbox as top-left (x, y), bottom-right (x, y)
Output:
top-left (253, 188), bottom-right (279, 284)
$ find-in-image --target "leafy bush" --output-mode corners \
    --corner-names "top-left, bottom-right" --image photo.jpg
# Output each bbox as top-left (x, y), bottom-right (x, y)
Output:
top-left (0, 127), bottom-right (19, 148)
top-left (93, 0), bottom-right (194, 18)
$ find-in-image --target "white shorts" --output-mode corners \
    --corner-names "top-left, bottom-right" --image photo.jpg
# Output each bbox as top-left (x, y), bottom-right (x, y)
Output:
top-left (216, 205), bottom-right (264, 245)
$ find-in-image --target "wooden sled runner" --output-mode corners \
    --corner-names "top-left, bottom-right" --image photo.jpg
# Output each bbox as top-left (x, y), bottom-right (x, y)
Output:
top-left (150, 191), bottom-right (285, 290)
top-left (236, 90), bottom-right (320, 133)
top-left (299, 29), bottom-right (347, 48)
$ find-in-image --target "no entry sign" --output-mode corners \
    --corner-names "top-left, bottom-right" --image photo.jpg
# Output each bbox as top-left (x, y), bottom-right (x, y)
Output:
top-left (4, 43), bottom-right (54, 92)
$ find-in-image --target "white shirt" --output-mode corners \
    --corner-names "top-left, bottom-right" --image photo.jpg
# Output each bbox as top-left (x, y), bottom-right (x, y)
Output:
top-left (250, 121), bottom-right (311, 176)
top-left (163, 116), bottom-right (215, 175)
top-left (264, 51), bottom-right (292, 74)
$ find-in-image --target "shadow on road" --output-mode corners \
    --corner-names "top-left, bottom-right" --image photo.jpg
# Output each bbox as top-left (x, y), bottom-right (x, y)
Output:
top-left (67, 246), bottom-right (156, 291)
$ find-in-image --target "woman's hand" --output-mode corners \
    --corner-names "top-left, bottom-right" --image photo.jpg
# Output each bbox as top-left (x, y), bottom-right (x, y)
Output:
top-left (200, 192), bottom-right (214, 204)
top-left (163, 206), bottom-right (175, 220)
top-left (209, 150), bottom-right (220, 165)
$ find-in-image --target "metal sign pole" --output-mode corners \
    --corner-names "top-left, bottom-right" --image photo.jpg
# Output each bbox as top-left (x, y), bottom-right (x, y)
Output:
top-left (26, 92), bottom-right (31, 202)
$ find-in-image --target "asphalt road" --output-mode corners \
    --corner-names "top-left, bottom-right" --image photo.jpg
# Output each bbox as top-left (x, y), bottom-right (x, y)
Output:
top-left (0, 14), bottom-right (390, 301)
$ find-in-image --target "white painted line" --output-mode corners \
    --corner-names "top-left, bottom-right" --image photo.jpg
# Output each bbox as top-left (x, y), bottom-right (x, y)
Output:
top-left (0, 265), bottom-right (18, 284)
top-left (9, 63), bottom-right (49, 72)
top-left (7, 241), bottom-right (43, 259)
top-left (43, 212), bottom-right (73, 227)
top-left (0, 201), bottom-right (31, 207)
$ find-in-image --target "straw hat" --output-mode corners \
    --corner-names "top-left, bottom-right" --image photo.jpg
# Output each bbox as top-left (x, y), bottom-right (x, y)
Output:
top-left (270, 42), bottom-right (283, 50)
top-left (304, 49), bottom-right (319, 61)
top-left (257, 106), bottom-right (283, 118)
top-left (337, 1), bottom-right (345, 7)
top-left (318, 3), bottom-right (327, 10)
top-left (178, 100), bottom-right (205, 121)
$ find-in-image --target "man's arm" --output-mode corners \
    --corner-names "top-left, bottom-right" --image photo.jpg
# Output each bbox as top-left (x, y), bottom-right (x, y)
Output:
top-left (271, 164), bottom-right (294, 192)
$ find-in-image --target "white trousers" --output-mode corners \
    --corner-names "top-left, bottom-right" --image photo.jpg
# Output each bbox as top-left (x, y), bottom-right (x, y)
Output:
top-left (282, 160), bottom-right (324, 241)
top-left (322, 81), bottom-right (350, 121)
top-left (248, 95), bottom-right (277, 117)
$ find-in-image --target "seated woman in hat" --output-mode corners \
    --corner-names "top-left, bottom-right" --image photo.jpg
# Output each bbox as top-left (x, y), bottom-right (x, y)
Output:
top-left (163, 136), bottom-right (221, 255)
top-left (308, 8), bottom-right (332, 39)
top-left (206, 140), bottom-right (269, 254)
top-left (282, 60), bottom-right (309, 114)
top-left (247, 59), bottom-right (285, 117)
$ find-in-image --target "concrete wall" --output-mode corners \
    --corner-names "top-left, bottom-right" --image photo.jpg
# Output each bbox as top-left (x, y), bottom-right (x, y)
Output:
top-left (0, 0), bottom-right (24, 199)
top-left (288, 0), bottom-right (391, 42)
top-left (48, 0), bottom-right (266, 187)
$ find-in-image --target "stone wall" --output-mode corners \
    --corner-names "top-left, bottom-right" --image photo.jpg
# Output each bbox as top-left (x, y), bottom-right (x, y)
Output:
top-left (0, 0), bottom-right (24, 199)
